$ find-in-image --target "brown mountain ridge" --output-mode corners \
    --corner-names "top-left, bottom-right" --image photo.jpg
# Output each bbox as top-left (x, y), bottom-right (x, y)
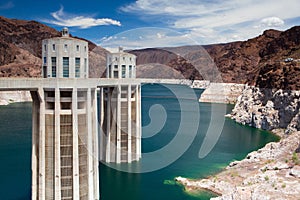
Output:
top-left (0, 16), bottom-right (299, 90)
top-left (130, 27), bottom-right (300, 90)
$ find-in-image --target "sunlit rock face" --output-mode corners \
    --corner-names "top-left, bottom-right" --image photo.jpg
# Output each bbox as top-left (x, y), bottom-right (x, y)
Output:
top-left (230, 86), bottom-right (300, 133)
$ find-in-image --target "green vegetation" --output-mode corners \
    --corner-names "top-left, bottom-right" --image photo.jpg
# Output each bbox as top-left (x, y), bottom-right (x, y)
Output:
top-left (163, 180), bottom-right (177, 186)
top-left (230, 171), bottom-right (239, 178)
top-left (264, 176), bottom-right (269, 181)
top-left (213, 176), bottom-right (218, 183)
top-left (261, 167), bottom-right (267, 173)
top-left (265, 159), bottom-right (273, 164)
top-left (271, 183), bottom-right (275, 188)
top-left (292, 152), bottom-right (299, 165)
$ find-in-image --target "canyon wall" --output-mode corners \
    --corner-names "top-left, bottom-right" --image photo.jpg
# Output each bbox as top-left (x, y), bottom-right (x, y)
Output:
top-left (229, 86), bottom-right (300, 134)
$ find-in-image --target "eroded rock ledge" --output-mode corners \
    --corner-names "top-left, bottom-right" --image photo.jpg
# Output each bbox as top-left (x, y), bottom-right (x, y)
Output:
top-left (229, 86), bottom-right (300, 134)
top-left (199, 83), bottom-right (246, 104)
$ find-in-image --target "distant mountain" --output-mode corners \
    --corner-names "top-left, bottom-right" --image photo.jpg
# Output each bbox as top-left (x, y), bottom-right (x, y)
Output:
top-left (0, 16), bottom-right (299, 89)
top-left (130, 27), bottom-right (300, 90)
top-left (0, 16), bottom-right (107, 78)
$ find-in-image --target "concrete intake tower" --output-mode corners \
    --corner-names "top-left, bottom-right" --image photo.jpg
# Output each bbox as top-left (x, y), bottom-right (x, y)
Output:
top-left (32, 28), bottom-right (99, 200)
top-left (0, 28), bottom-right (144, 200)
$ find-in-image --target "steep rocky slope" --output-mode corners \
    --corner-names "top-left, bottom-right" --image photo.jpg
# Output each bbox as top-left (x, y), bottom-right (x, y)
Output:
top-left (255, 61), bottom-right (300, 90)
top-left (0, 16), bottom-right (60, 77)
top-left (89, 46), bottom-right (108, 78)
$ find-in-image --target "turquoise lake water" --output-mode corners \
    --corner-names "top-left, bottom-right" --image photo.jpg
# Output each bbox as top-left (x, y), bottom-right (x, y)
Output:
top-left (0, 84), bottom-right (279, 200)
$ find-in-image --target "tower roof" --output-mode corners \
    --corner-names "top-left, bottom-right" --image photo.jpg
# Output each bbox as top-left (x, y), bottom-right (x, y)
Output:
top-left (62, 27), bottom-right (69, 37)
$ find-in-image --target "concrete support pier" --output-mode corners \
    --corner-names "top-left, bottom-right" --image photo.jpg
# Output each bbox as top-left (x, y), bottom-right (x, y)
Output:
top-left (100, 84), bottom-right (142, 163)
top-left (31, 86), bottom-right (99, 200)
top-left (100, 48), bottom-right (142, 163)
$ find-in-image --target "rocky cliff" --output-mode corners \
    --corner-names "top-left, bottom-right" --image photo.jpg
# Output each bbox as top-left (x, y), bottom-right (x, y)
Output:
top-left (0, 16), bottom-right (61, 77)
top-left (230, 86), bottom-right (300, 134)
top-left (255, 61), bottom-right (300, 90)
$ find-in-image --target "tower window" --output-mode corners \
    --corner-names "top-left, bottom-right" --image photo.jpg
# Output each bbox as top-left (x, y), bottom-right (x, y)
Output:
top-left (43, 66), bottom-right (47, 78)
top-left (64, 44), bottom-right (68, 52)
top-left (113, 71), bottom-right (118, 78)
top-left (63, 57), bottom-right (69, 78)
top-left (44, 57), bottom-right (47, 64)
top-left (51, 57), bottom-right (56, 77)
top-left (122, 65), bottom-right (126, 78)
top-left (76, 45), bottom-right (79, 52)
top-left (84, 58), bottom-right (87, 77)
top-left (84, 46), bottom-right (87, 52)
top-left (75, 58), bottom-right (80, 78)
top-left (44, 45), bottom-right (47, 51)
top-left (129, 65), bottom-right (132, 78)
top-left (52, 44), bottom-right (56, 51)
top-left (108, 65), bottom-right (112, 78)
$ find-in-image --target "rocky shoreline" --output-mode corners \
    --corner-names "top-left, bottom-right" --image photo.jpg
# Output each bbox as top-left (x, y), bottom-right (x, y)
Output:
top-left (229, 86), bottom-right (300, 134)
top-left (199, 83), bottom-right (246, 104)
top-left (0, 91), bottom-right (31, 105)
top-left (176, 86), bottom-right (300, 199)
top-left (176, 131), bottom-right (300, 200)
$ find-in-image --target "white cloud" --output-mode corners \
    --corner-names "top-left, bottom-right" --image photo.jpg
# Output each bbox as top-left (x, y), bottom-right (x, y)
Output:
top-left (0, 1), bottom-right (14, 10)
top-left (121, 0), bottom-right (300, 44)
top-left (44, 6), bottom-right (121, 29)
top-left (156, 33), bottom-right (165, 39)
top-left (260, 17), bottom-right (284, 27)
top-left (121, 0), bottom-right (235, 17)
top-left (99, 27), bottom-right (201, 50)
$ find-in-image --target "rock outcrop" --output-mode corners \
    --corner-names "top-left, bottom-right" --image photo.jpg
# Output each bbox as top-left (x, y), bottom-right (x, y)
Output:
top-left (230, 86), bottom-right (300, 133)
top-left (199, 83), bottom-right (246, 104)
top-left (0, 91), bottom-right (31, 105)
top-left (255, 61), bottom-right (300, 91)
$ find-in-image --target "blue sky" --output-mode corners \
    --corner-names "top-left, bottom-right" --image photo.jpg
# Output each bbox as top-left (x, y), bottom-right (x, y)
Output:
top-left (1, 0), bottom-right (300, 50)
